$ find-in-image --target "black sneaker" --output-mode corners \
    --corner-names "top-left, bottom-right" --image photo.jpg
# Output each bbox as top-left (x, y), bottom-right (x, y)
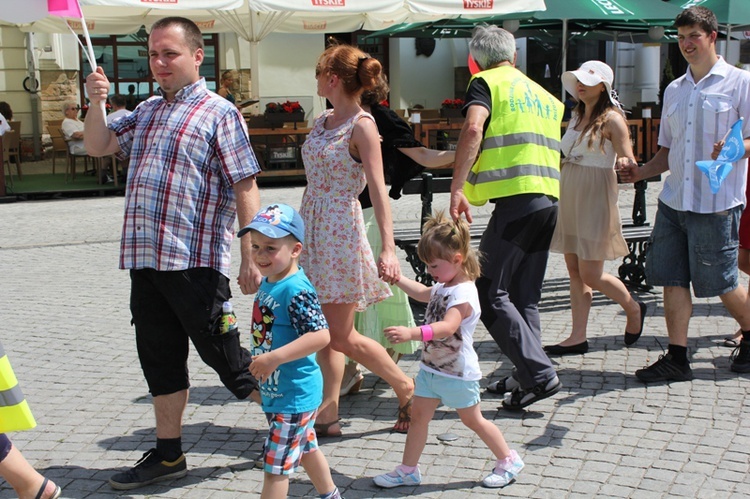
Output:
top-left (109, 449), bottom-right (187, 490)
top-left (635, 353), bottom-right (693, 383)
top-left (730, 340), bottom-right (750, 373)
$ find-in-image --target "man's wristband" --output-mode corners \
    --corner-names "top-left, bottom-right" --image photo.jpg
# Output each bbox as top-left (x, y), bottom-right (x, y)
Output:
top-left (420, 324), bottom-right (434, 342)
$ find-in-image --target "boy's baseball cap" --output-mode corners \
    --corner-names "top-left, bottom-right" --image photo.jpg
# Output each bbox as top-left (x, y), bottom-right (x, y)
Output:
top-left (238, 203), bottom-right (305, 243)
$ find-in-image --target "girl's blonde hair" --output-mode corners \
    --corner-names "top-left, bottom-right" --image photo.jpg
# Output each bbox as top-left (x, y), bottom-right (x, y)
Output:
top-left (417, 211), bottom-right (481, 281)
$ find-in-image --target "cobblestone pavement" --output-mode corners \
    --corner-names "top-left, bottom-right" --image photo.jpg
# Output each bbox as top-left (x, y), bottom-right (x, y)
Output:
top-left (1, 175), bottom-right (749, 498)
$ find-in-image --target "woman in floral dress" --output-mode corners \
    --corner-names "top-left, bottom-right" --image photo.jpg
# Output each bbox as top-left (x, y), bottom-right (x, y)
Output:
top-left (299, 43), bottom-right (414, 436)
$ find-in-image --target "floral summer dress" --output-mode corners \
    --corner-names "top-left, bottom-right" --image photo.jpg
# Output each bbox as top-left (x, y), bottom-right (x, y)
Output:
top-left (299, 109), bottom-right (391, 311)
top-left (550, 113), bottom-right (629, 261)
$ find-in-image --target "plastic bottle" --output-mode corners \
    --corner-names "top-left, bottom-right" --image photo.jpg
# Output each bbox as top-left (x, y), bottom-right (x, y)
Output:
top-left (220, 301), bottom-right (238, 335)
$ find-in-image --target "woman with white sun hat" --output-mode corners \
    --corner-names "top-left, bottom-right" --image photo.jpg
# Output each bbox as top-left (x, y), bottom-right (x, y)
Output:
top-left (545, 60), bottom-right (647, 356)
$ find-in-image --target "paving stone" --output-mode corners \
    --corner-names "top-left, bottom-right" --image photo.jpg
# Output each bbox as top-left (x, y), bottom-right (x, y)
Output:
top-left (0, 174), bottom-right (748, 497)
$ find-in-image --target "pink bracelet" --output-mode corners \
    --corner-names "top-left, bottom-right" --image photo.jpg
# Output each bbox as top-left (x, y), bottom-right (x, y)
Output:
top-left (420, 324), bottom-right (434, 342)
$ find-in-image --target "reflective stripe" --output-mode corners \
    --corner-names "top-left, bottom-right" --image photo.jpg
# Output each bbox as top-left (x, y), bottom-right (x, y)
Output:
top-left (467, 163), bottom-right (561, 185)
top-left (0, 384), bottom-right (25, 407)
top-left (0, 355), bottom-right (17, 391)
top-left (483, 132), bottom-right (560, 151)
top-left (0, 345), bottom-right (36, 432)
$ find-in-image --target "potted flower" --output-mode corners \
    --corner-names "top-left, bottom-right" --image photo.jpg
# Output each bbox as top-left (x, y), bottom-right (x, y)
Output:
top-left (264, 100), bottom-right (306, 128)
top-left (440, 98), bottom-right (465, 120)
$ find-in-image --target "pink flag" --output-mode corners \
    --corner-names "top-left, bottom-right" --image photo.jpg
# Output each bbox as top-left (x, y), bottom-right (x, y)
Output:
top-left (48, 0), bottom-right (82, 18)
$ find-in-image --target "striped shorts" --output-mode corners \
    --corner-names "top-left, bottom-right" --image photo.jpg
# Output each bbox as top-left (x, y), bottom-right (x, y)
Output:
top-left (263, 410), bottom-right (319, 475)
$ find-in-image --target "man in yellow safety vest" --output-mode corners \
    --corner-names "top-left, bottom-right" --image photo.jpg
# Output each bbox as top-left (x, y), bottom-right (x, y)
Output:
top-left (450, 24), bottom-right (563, 411)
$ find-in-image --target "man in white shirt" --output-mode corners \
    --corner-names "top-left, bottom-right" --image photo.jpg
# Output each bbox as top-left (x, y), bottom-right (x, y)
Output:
top-left (620, 6), bottom-right (750, 381)
top-left (107, 94), bottom-right (132, 125)
top-left (61, 102), bottom-right (87, 155)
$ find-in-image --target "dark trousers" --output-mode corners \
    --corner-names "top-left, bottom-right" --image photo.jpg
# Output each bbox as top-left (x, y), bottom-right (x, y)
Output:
top-left (477, 203), bottom-right (558, 390)
top-left (130, 268), bottom-right (257, 399)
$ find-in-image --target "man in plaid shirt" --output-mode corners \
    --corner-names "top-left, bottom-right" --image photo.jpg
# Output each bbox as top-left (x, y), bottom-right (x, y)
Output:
top-left (84, 17), bottom-right (262, 490)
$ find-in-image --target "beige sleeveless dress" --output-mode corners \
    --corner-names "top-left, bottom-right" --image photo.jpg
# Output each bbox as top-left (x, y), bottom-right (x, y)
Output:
top-left (550, 116), bottom-right (629, 261)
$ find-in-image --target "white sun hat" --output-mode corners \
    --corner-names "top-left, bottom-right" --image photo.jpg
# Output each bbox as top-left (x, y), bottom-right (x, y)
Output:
top-left (562, 60), bottom-right (619, 108)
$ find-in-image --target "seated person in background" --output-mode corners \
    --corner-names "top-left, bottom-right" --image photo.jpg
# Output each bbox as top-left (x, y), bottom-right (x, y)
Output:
top-left (0, 111), bottom-right (10, 136)
top-left (0, 102), bottom-right (13, 122)
top-left (107, 94), bottom-right (132, 125)
top-left (103, 94), bottom-right (133, 182)
top-left (61, 102), bottom-right (87, 155)
top-left (217, 70), bottom-right (237, 106)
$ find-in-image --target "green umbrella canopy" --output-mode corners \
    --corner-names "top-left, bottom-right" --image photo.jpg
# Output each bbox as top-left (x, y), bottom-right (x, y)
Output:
top-left (365, 0), bottom-right (686, 40)
top-left (535, 0), bottom-right (682, 23)
top-left (364, 18), bottom-right (679, 40)
top-left (667, 0), bottom-right (750, 25)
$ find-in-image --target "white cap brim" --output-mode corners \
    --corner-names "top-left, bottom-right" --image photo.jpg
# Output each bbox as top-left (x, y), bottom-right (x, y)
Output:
top-left (562, 70), bottom-right (616, 108)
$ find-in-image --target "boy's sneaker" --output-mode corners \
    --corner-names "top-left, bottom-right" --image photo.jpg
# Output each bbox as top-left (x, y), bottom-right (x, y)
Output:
top-left (109, 449), bottom-right (187, 490)
top-left (502, 375), bottom-right (561, 411)
top-left (373, 466), bottom-right (422, 488)
top-left (730, 340), bottom-right (750, 373)
top-left (635, 353), bottom-right (693, 383)
top-left (482, 450), bottom-right (524, 488)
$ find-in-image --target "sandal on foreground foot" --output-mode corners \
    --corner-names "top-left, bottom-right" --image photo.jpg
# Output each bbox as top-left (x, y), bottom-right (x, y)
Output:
top-left (35, 478), bottom-right (61, 499)
top-left (392, 397), bottom-right (412, 434)
top-left (314, 419), bottom-right (342, 438)
top-left (502, 376), bottom-right (561, 411)
top-left (339, 367), bottom-right (364, 397)
top-left (723, 336), bottom-right (741, 348)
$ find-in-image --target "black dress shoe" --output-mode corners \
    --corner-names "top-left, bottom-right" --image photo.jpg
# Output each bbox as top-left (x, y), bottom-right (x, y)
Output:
top-left (544, 341), bottom-right (589, 355)
top-left (624, 301), bottom-right (648, 346)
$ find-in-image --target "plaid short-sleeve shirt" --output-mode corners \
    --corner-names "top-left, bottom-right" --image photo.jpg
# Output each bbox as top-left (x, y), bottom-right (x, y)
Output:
top-left (111, 79), bottom-right (260, 277)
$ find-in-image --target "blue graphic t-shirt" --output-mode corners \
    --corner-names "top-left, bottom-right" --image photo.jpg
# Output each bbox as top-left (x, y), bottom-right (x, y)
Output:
top-left (251, 269), bottom-right (328, 414)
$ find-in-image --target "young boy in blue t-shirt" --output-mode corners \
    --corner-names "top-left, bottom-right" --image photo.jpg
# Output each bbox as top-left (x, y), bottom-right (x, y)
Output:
top-left (239, 203), bottom-right (341, 499)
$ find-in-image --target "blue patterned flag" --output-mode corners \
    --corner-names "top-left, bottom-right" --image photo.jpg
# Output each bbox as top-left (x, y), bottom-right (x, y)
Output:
top-left (696, 118), bottom-right (746, 194)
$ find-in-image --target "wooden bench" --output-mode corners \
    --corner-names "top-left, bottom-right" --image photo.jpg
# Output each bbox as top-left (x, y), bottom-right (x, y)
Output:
top-left (393, 171), bottom-right (660, 291)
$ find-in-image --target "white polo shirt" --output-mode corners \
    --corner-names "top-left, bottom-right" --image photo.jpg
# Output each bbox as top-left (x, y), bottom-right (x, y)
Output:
top-left (658, 57), bottom-right (750, 213)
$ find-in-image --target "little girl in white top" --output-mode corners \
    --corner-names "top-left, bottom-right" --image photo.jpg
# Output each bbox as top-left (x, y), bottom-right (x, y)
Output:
top-left (373, 211), bottom-right (524, 490)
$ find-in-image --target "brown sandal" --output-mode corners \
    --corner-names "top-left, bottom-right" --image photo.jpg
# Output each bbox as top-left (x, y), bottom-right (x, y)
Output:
top-left (392, 398), bottom-right (412, 434)
top-left (314, 419), bottom-right (342, 438)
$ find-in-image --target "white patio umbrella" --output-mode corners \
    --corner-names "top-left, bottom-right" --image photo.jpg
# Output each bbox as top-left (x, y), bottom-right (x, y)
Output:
top-left (6, 0), bottom-right (547, 101)
top-left (9, 0), bottom-right (547, 35)
top-left (216, 0), bottom-right (547, 99)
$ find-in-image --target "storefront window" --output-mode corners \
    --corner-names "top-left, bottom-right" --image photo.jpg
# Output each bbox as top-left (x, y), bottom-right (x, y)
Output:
top-left (79, 28), bottom-right (219, 106)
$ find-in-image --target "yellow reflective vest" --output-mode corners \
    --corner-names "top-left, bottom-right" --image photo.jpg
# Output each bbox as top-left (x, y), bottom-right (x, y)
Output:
top-left (464, 66), bottom-right (563, 206)
top-left (0, 342), bottom-right (36, 433)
